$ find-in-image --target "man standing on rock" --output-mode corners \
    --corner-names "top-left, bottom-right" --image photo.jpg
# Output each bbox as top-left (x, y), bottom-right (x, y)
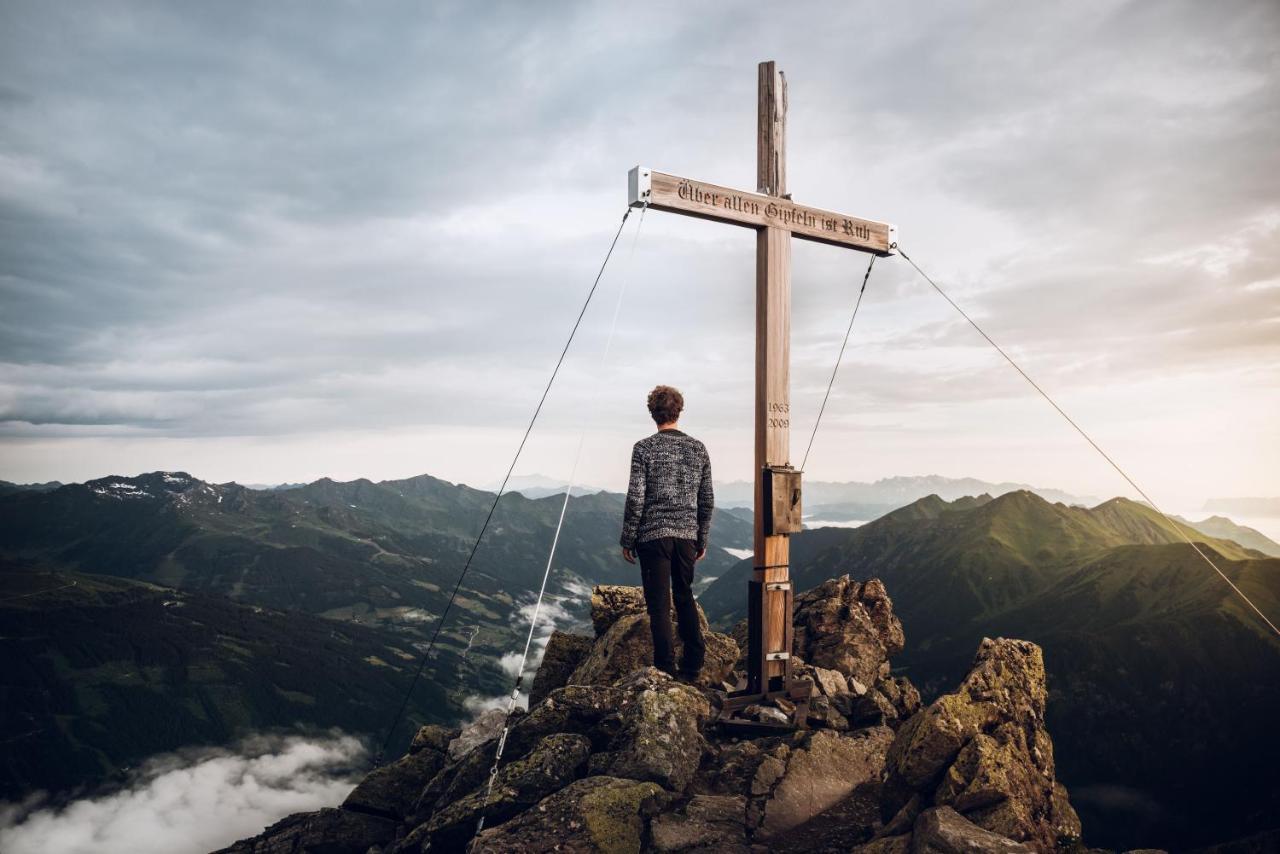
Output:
top-left (620, 385), bottom-right (711, 681)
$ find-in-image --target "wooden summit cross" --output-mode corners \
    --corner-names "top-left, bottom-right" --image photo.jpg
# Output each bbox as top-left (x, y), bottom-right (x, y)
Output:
top-left (628, 61), bottom-right (896, 725)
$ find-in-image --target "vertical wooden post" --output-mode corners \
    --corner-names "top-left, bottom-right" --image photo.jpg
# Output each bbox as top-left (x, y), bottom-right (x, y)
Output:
top-left (757, 61), bottom-right (786, 197)
top-left (750, 60), bottom-right (791, 694)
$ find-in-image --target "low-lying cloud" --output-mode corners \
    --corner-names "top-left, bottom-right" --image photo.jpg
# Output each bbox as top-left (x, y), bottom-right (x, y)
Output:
top-left (461, 579), bottom-right (593, 720)
top-left (0, 733), bottom-right (365, 854)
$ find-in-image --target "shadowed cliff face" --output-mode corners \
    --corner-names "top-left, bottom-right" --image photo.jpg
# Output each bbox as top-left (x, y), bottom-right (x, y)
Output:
top-left (218, 576), bottom-right (1082, 853)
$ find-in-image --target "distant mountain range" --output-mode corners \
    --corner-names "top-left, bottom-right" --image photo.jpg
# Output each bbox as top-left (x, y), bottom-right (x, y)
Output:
top-left (474, 472), bottom-right (1101, 514)
top-left (1203, 496), bottom-right (1280, 517)
top-left (713, 474), bottom-right (1097, 521)
top-left (701, 492), bottom-right (1280, 849)
top-left (1173, 514), bottom-right (1280, 557)
top-left (476, 472), bottom-right (611, 499)
top-left (0, 479), bottom-right (63, 495)
top-left (0, 471), bottom-right (750, 611)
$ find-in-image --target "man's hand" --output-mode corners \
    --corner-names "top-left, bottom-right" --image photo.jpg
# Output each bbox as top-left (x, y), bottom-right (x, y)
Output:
top-left (622, 547), bottom-right (636, 564)
top-left (696, 547), bottom-right (706, 562)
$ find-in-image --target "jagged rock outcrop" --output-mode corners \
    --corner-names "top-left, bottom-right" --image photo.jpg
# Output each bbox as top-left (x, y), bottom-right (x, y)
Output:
top-left (219, 580), bottom-right (1081, 854)
top-left (742, 575), bottom-right (921, 733)
top-left (911, 805), bottom-right (1037, 853)
top-left (343, 724), bottom-right (453, 820)
top-left (529, 629), bottom-right (593, 706)
top-left (421, 732), bottom-right (591, 850)
top-left (409, 722), bottom-right (456, 756)
top-left (216, 808), bottom-right (396, 853)
top-left (571, 585), bottom-right (739, 688)
top-left (470, 776), bottom-right (670, 853)
top-left (448, 707), bottom-right (506, 760)
top-left (880, 637), bottom-right (1082, 850)
top-left (793, 576), bottom-right (904, 687)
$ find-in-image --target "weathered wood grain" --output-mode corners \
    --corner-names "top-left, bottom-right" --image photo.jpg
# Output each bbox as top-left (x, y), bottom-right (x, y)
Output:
top-left (758, 60), bottom-right (786, 197)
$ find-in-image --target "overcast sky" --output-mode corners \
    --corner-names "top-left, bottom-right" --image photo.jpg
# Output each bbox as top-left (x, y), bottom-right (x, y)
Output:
top-left (1, 0), bottom-right (1277, 507)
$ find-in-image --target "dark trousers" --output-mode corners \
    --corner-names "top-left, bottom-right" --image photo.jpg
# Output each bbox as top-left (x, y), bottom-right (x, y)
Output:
top-left (636, 537), bottom-right (705, 675)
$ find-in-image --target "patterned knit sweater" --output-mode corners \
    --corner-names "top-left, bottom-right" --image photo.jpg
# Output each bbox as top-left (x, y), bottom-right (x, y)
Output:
top-left (619, 428), bottom-right (714, 551)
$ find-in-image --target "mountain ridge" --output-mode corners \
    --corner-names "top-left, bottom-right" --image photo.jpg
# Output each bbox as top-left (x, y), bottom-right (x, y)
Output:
top-left (715, 473), bottom-right (1097, 510)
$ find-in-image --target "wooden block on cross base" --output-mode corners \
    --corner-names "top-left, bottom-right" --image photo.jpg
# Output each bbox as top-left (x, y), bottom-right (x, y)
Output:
top-left (720, 573), bottom-right (812, 733)
top-left (717, 678), bottom-right (814, 736)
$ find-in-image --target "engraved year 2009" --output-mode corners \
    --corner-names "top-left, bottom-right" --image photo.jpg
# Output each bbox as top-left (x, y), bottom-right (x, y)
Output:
top-left (767, 401), bottom-right (789, 428)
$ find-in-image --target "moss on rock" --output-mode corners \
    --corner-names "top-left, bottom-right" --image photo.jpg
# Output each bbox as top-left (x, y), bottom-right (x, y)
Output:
top-left (469, 776), bottom-right (668, 854)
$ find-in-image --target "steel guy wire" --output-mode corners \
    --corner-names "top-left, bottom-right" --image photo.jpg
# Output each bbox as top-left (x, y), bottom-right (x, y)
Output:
top-left (373, 206), bottom-right (637, 766)
top-left (894, 242), bottom-right (1280, 641)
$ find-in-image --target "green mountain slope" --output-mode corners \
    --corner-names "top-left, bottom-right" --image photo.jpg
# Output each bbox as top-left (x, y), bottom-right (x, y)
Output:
top-left (703, 491), bottom-right (1260, 630)
top-left (0, 566), bottom-right (462, 800)
top-left (2, 472), bottom-right (750, 587)
top-left (978, 544), bottom-right (1280, 848)
top-left (702, 491), bottom-right (1280, 849)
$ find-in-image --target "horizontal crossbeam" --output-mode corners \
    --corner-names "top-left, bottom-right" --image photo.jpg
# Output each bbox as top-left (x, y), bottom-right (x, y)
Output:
top-left (629, 166), bottom-right (896, 255)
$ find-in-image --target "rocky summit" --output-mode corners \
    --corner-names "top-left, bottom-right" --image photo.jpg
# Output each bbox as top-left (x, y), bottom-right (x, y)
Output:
top-left (217, 575), bottom-right (1083, 853)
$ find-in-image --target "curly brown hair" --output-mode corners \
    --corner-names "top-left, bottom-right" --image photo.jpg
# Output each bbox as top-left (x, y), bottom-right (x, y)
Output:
top-left (646, 385), bottom-right (684, 425)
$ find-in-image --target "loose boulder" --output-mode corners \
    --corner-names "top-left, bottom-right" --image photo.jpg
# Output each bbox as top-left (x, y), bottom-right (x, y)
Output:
top-left (419, 732), bottom-right (591, 850)
top-left (342, 741), bottom-right (449, 820)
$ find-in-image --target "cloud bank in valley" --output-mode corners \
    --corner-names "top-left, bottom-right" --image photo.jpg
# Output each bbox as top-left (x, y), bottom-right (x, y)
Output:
top-left (0, 733), bottom-right (364, 854)
top-left (463, 581), bottom-right (592, 719)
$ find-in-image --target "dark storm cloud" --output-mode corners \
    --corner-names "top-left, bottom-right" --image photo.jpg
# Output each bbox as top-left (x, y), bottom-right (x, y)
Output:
top-left (0, 0), bottom-right (1276, 467)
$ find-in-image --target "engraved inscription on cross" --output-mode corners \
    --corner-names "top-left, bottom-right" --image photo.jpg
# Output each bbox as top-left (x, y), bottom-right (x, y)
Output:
top-left (627, 61), bottom-right (896, 722)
